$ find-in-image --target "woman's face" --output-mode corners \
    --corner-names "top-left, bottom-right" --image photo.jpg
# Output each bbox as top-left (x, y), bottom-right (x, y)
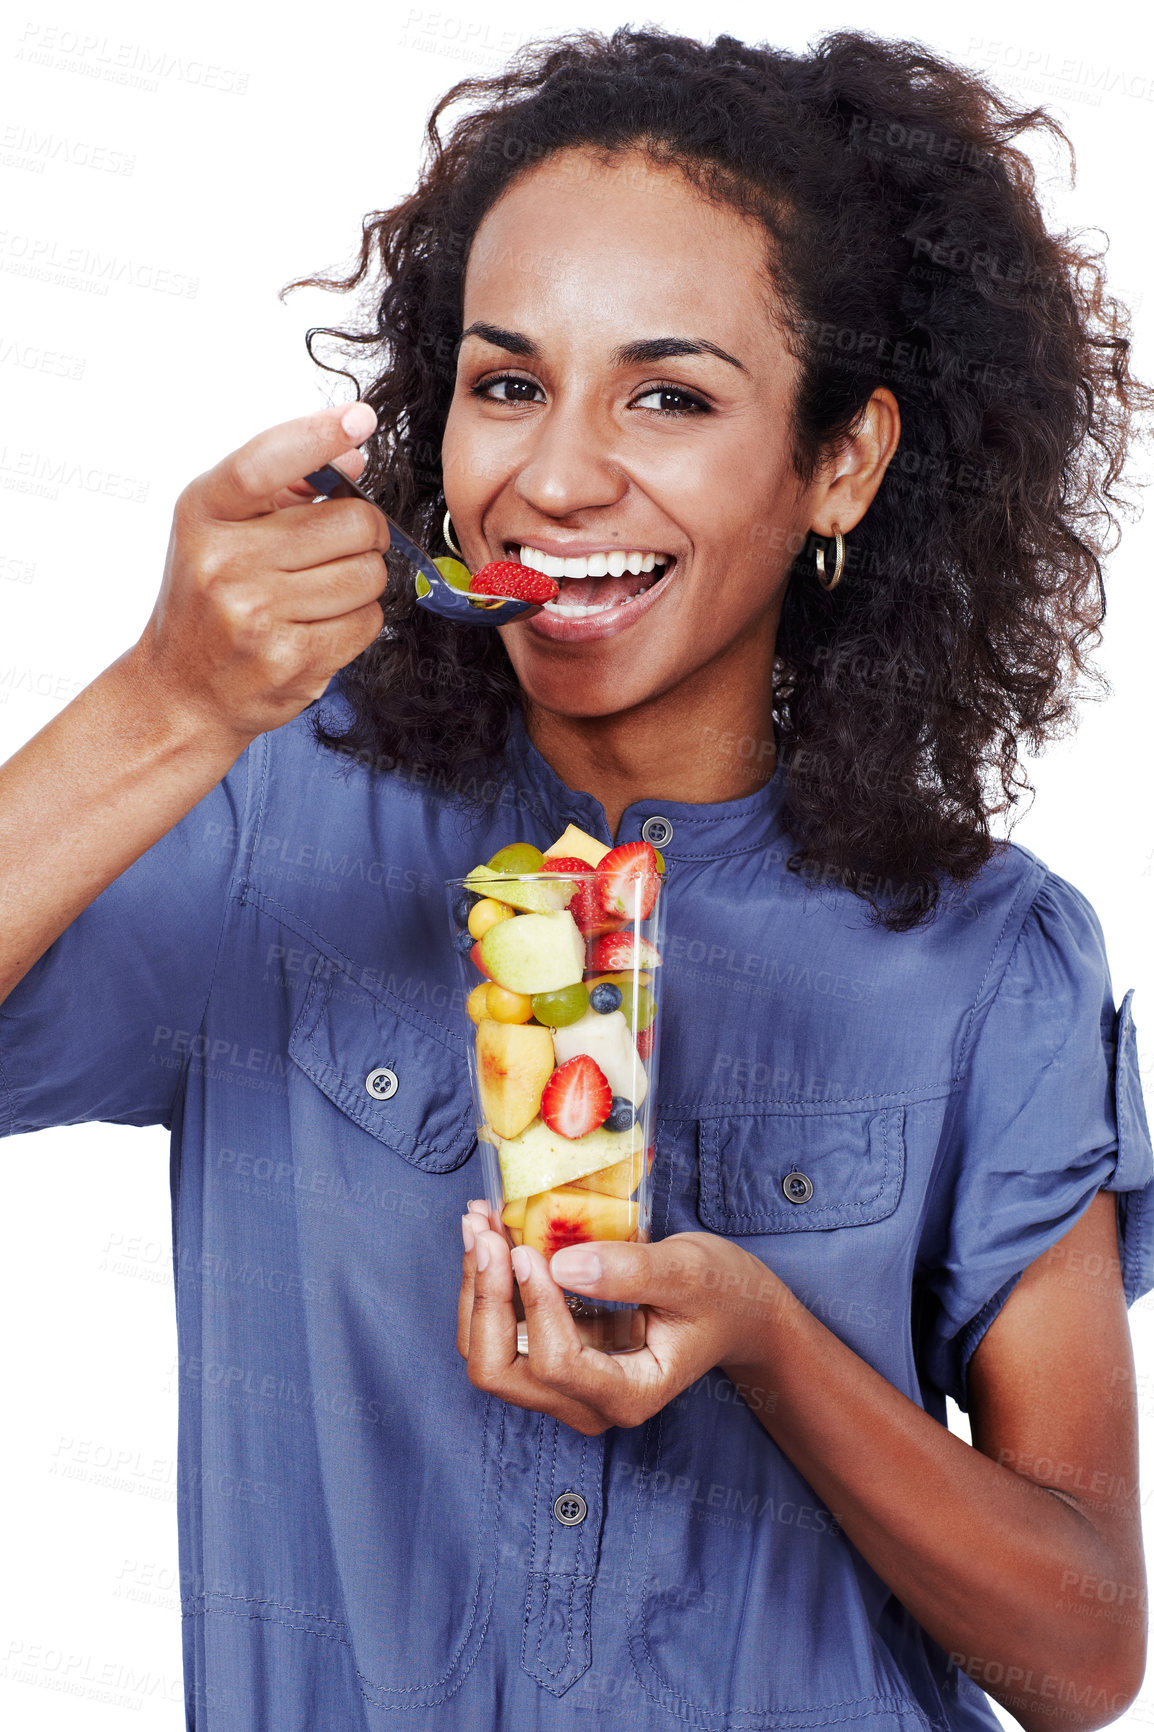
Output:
top-left (441, 147), bottom-right (823, 721)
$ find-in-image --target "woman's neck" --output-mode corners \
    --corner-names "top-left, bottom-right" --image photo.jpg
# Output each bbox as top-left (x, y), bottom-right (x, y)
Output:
top-left (523, 662), bottom-right (778, 839)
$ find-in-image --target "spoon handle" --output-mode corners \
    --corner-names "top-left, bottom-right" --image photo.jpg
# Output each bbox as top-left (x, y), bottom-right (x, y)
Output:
top-left (302, 462), bottom-right (539, 627)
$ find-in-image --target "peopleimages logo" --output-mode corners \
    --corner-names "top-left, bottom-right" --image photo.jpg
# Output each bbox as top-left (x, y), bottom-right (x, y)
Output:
top-left (15, 21), bottom-right (249, 95)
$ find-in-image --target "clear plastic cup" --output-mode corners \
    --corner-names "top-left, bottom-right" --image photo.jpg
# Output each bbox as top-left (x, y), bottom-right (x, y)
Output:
top-left (447, 863), bottom-right (665, 1353)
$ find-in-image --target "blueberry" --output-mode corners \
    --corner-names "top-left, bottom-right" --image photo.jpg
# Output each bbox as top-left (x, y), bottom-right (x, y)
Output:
top-left (453, 928), bottom-right (476, 954)
top-left (452, 891), bottom-right (476, 927)
top-left (605, 1096), bottom-right (636, 1132)
top-left (589, 982), bottom-right (622, 1014)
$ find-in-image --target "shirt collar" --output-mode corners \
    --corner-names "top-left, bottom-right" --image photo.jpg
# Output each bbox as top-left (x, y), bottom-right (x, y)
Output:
top-left (503, 708), bottom-right (789, 862)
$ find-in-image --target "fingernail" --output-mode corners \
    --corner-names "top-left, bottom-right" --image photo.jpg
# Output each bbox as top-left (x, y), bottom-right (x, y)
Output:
top-left (341, 401), bottom-right (376, 441)
top-left (467, 1199), bottom-right (488, 1215)
top-left (474, 1234), bottom-right (490, 1272)
top-left (461, 1216), bottom-right (475, 1254)
top-left (511, 1247), bottom-right (531, 1284)
top-left (551, 1249), bottom-right (602, 1286)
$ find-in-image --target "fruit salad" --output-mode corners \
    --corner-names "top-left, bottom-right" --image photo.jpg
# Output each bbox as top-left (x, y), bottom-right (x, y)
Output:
top-left (447, 825), bottom-right (664, 1277)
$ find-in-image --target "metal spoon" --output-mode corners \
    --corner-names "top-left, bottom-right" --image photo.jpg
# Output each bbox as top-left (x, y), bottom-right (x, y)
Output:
top-left (303, 461), bottom-right (543, 626)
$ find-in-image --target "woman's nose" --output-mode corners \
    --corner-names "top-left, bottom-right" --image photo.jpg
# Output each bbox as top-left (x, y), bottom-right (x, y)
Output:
top-left (512, 398), bottom-right (628, 519)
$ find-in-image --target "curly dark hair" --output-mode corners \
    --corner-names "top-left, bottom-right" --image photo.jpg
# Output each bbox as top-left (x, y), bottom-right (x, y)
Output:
top-left (282, 26), bottom-right (1148, 930)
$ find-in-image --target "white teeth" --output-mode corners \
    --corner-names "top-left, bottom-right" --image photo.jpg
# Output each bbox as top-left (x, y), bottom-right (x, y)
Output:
top-left (543, 587), bottom-right (651, 617)
top-left (545, 599), bottom-right (616, 616)
top-left (514, 544), bottom-right (673, 580)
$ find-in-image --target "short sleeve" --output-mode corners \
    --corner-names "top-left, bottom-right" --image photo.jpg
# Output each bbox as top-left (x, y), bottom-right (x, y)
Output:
top-left (917, 870), bottom-right (1154, 1408)
top-left (0, 740), bottom-right (258, 1137)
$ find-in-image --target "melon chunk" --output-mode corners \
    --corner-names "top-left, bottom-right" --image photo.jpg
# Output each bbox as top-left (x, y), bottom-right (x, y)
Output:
top-left (522, 1184), bottom-right (638, 1258)
top-left (480, 910), bottom-right (585, 995)
top-left (552, 1008), bottom-right (648, 1107)
top-left (476, 1018), bottom-right (556, 1140)
top-left (568, 1144), bottom-right (646, 1198)
top-left (496, 1117), bottom-right (643, 1201)
top-left (547, 823), bottom-right (610, 867)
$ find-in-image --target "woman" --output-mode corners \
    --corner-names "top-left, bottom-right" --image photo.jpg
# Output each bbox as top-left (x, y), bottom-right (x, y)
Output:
top-left (1, 26), bottom-right (1149, 1732)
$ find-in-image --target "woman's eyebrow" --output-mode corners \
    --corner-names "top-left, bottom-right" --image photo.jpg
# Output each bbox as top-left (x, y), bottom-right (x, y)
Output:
top-left (614, 336), bottom-right (746, 371)
top-left (459, 322), bottom-right (745, 371)
top-left (460, 322), bottom-right (538, 356)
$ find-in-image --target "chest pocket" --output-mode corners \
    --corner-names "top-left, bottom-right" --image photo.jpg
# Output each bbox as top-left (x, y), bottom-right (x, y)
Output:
top-left (289, 969), bottom-right (475, 1173)
top-left (697, 1102), bottom-right (905, 1233)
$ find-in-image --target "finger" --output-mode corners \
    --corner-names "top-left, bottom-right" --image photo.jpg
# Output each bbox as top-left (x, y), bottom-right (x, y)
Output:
top-left (270, 550), bottom-right (390, 624)
top-left (548, 1236), bottom-right (720, 1310)
top-left (274, 600), bottom-right (385, 693)
top-left (199, 402), bottom-right (378, 522)
top-left (271, 445), bottom-right (368, 510)
top-left (207, 538), bottom-right (386, 628)
top-left (514, 1245), bottom-right (589, 1380)
top-left (457, 1214), bottom-right (478, 1359)
top-left (465, 1230), bottom-right (521, 1386)
top-left (552, 1235), bottom-right (786, 1330)
top-left (466, 1235), bottom-right (620, 1431)
top-left (467, 1199), bottom-right (502, 1234)
top-left (259, 493), bottom-right (391, 573)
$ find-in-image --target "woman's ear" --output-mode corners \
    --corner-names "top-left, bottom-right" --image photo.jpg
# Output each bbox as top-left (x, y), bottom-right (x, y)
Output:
top-left (809, 387), bottom-right (901, 537)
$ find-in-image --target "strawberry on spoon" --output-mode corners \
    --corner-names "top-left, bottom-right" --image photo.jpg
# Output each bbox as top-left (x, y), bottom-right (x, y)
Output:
top-left (470, 561), bottom-right (559, 605)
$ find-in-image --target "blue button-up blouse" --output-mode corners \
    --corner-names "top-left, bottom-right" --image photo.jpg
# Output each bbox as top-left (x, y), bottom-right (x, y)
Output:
top-left (2, 691), bottom-right (1151, 1732)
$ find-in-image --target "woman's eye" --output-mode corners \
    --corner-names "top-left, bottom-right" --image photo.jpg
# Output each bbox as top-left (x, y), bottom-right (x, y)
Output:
top-left (476, 375), bottom-right (543, 404)
top-left (632, 386), bottom-right (709, 416)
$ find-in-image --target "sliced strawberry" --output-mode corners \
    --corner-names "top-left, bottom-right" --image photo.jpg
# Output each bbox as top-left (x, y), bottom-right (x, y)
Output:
top-left (540, 1054), bottom-right (612, 1140)
top-left (594, 841), bottom-right (660, 920)
top-left (470, 561), bottom-right (559, 603)
top-left (636, 1025), bottom-right (655, 1061)
top-left (541, 855), bottom-right (592, 874)
top-left (590, 932), bottom-right (663, 973)
top-left (569, 878), bottom-right (627, 937)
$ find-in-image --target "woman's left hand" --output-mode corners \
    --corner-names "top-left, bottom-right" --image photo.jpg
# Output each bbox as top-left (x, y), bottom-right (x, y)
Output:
top-left (457, 1204), bottom-right (786, 1434)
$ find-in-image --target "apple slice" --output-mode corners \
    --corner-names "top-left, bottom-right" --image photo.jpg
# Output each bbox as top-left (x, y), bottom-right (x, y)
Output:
top-left (476, 1018), bottom-right (556, 1140)
top-left (522, 1184), bottom-right (639, 1257)
top-left (463, 863), bottom-right (577, 914)
top-left (480, 910), bottom-right (585, 995)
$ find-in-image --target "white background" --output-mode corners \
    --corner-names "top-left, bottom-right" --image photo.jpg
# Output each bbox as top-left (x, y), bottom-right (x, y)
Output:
top-left (1, 0), bottom-right (1151, 1724)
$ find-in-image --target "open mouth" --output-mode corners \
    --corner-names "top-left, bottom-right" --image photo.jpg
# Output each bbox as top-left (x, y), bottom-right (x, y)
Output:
top-left (506, 543), bottom-right (675, 618)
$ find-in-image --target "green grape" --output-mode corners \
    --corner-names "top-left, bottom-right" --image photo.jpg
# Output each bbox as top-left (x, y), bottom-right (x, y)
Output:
top-left (433, 556), bottom-right (473, 592)
top-left (652, 848), bottom-right (666, 874)
top-left (531, 983), bottom-right (589, 1027)
top-left (488, 842), bottom-right (546, 874)
top-left (621, 984), bottom-right (656, 1032)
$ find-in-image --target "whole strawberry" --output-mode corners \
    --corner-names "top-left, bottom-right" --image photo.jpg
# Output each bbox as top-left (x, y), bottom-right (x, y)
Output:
top-left (470, 561), bottom-right (559, 604)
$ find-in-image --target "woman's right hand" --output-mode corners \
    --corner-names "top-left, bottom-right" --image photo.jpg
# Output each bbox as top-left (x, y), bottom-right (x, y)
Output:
top-left (134, 401), bottom-right (391, 746)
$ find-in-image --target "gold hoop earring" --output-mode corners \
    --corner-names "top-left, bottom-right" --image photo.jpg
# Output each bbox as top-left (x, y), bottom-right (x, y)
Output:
top-left (814, 524), bottom-right (845, 591)
top-left (442, 509), bottom-right (463, 559)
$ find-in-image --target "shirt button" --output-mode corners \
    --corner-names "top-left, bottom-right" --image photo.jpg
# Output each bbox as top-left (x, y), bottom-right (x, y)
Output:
top-left (782, 1171), bottom-right (814, 1205)
top-left (641, 815), bottom-right (673, 848)
top-left (553, 1491), bottom-right (588, 1526)
top-left (365, 1067), bottom-right (399, 1101)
